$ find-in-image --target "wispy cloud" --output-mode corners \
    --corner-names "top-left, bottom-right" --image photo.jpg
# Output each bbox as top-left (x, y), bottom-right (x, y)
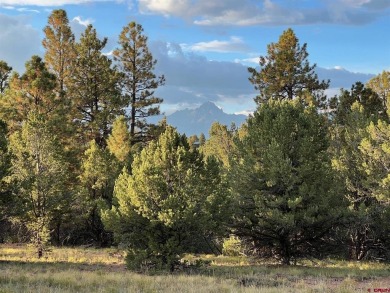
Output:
top-left (138, 0), bottom-right (390, 26)
top-left (0, 0), bottom-right (115, 6)
top-left (235, 57), bottom-right (260, 65)
top-left (72, 15), bottom-right (94, 26)
top-left (16, 7), bottom-right (39, 12)
top-left (0, 13), bottom-right (41, 73)
top-left (2, 0), bottom-right (388, 25)
top-left (183, 36), bottom-right (249, 53)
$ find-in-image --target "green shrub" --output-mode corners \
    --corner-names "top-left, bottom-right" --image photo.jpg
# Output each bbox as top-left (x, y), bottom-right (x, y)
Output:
top-left (125, 248), bottom-right (180, 272)
top-left (222, 236), bottom-right (245, 257)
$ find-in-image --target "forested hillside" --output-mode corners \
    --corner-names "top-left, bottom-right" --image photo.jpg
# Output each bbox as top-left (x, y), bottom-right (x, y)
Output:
top-left (0, 10), bottom-right (389, 271)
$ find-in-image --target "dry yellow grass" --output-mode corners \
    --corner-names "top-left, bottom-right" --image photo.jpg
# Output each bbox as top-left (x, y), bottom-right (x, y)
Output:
top-left (1, 244), bottom-right (390, 293)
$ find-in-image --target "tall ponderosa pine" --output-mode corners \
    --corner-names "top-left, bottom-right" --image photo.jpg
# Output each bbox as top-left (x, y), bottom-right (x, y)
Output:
top-left (248, 28), bottom-right (329, 106)
top-left (71, 24), bottom-right (123, 147)
top-left (103, 126), bottom-right (230, 271)
top-left (114, 21), bottom-right (165, 145)
top-left (0, 60), bottom-right (12, 94)
top-left (231, 100), bottom-right (343, 265)
top-left (0, 56), bottom-right (57, 132)
top-left (42, 9), bottom-right (79, 194)
top-left (8, 114), bottom-right (70, 258)
top-left (42, 9), bottom-right (75, 98)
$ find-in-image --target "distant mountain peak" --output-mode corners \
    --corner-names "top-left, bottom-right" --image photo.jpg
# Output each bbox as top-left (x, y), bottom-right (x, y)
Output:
top-left (166, 101), bottom-right (246, 137)
top-left (199, 101), bottom-right (219, 108)
top-left (197, 101), bottom-right (223, 114)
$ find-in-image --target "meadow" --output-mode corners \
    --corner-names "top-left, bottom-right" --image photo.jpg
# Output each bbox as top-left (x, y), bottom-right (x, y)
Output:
top-left (1, 244), bottom-right (390, 293)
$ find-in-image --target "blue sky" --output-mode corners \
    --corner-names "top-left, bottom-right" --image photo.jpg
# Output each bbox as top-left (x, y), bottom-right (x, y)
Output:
top-left (0, 0), bottom-right (389, 115)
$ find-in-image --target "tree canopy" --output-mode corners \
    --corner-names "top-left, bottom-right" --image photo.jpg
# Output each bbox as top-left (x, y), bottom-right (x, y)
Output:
top-left (114, 22), bottom-right (165, 146)
top-left (248, 28), bottom-right (329, 107)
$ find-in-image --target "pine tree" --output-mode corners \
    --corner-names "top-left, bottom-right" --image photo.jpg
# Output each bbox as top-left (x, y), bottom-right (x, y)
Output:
top-left (331, 102), bottom-right (387, 260)
top-left (114, 21), bottom-right (165, 145)
top-left (359, 111), bottom-right (390, 258)
top-left (0, 60), bottom-right (12, 94)
top-left (231, 100), bottom-right (343, 264)
top-left (0, 120), bottom-right (12, 241)
top-left (248, 28), bottom-right (329, 107)
top-left (199, 133), bottom-right (206, 146)
top-left (360, 119), bottom-right (390, 202)
top-left (42, 9), bottom-right (75, 98)
top-left (332, 82), bottom-right (383, 124)
top-left (366, 71), bottom-right (390, 117)
top-left (8, 113), bottom-right (70, 257)
top-left (78, 140), bottom-right (119, 246)
top-left (107, 115), bottom-right (131, 163)
top-left (201, 122), bottom-right (236, 169)
top-left (0, 56), bottom-right (57, 132)
top-left (70, 24), bottom-right (123, 147)
top-left (103, 126), bottom-right (230, 271)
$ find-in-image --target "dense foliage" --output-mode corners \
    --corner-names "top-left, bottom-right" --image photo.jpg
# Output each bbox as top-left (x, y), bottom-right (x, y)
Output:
top-left (0, 10), bottom-right (389, 269)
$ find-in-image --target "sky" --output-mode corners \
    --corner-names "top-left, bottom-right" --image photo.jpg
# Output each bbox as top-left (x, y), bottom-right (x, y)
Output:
top-left (0, 0), bottom-right (389, 115)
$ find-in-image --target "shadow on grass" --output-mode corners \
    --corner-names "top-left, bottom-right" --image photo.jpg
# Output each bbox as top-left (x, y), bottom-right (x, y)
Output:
top-left (1, 258), bottom-right (390, 292)
top-left (0, 258), bottom-right (126, 273)
top-left (1, 255), bottom-right (389, 278)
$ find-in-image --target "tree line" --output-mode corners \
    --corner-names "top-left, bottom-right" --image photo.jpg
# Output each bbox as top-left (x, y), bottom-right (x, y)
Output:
top-left (0, 10), bottom-right (389, 270)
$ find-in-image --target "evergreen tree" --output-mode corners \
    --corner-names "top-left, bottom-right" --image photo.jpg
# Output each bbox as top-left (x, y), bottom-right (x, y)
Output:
top-left (0, 56), bottom-right (57, 132)
top-left (71, 24), bottom-right (123, 147)
top-left (248, 28), bottom-right (329, 107)
top-left (359, 110), bottom-right (390, 259)
top-left (331, 102), bottom-right (387, 260)
top-left (0, 60), bottom-right (12, 94)
top-left (42, 8), bottom-right (80, 172)
top-left (0, 120), bottom-right (12, 241)
top-left (103, 126), bottom-right (229, 271)
top-left (107, 115), bottom-right (131, 163)
top-left (231, 100), bottom-right (343, 264)
top-left (114, 21), bottom-right (165, 145)
top-left (366, 71), bottom-right (390, 117)
top-left (78, 140), bottom-right (119, 246)
top-left (42, 9), bottom-right (75, 98)
top-left (360, 119), bottom-right (390, 202)
top-left (201, 122), bottom-right (236, 169)
top-left (332, 82), bottom-right (383, 124)
top-left (8, 113), bottom-right (70, 257)
top-left (187, 134), bottom-right (199, 149)
top-left (199, 133), bottom-right (206, 146)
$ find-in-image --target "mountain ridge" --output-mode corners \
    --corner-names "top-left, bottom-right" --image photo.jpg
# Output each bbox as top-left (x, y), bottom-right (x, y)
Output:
top-left (166, 101), bottom-right (247, 137)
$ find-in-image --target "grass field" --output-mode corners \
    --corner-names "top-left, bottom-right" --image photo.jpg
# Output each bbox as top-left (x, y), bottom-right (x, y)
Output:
top-left (1, 244), bottom-right (389, 292)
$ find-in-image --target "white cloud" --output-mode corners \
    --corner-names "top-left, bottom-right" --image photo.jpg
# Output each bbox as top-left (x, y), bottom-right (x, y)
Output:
top-left (234, 110), bottom-right (253, 116)
top-left (333, 66), bottom-right (345, 70)
top-left (183, 36), bottom-right (249, 53)
top-left (16, 7), bottom-right (39, 12)
top-left (69, 16), bottom-right (95, 40)
top-left (149, 41), bottom-right (256, 111)
top-left (235, 57), bottom-right (260, 65)
top-left (136, 0), bottom-right (390, 26)
top-left (0, 14), bottom-right (41, 73)
top-left (72, 16), bottom-right (94, 27)
top-left (139, 0), bottom-right (190, 17)
top-left (102, 50), bottom-right (113, 56)
top-left (0, 0), bottom-right (113, 6)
